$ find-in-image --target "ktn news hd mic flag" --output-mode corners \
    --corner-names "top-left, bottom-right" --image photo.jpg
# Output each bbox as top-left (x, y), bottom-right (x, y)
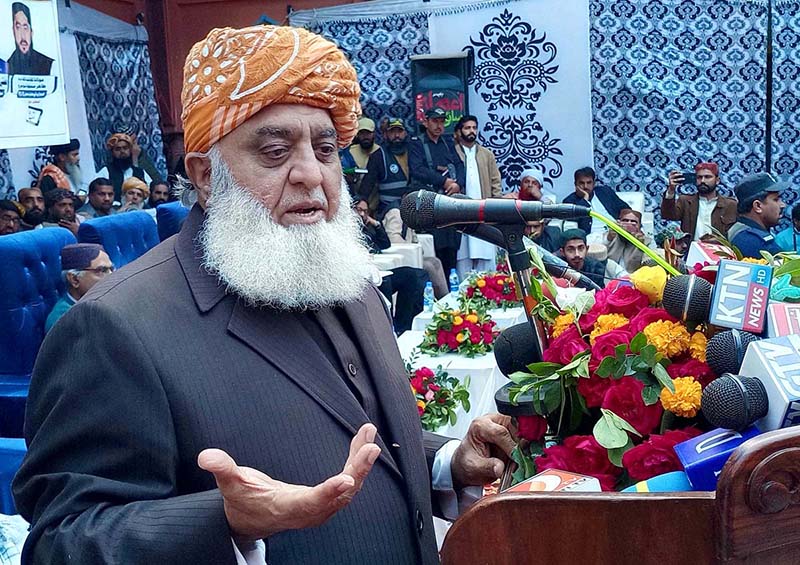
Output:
top-left (709, 260), bottom-right (772, 333)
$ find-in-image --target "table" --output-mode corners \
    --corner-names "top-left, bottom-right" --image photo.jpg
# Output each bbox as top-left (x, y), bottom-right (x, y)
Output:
top-left (386, 243), bottom-right (423, 269)
top-left (396, 331), bottom-right (506, 440)
top-left (417, 233), bottom-right (435, 258)
top-left (410, 292), bottom-right (528, 332)
top-left (370, 253), bottom-right (406, 271)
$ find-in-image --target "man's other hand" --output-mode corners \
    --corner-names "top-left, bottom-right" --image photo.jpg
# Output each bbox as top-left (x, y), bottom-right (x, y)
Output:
top-left (198, 423), bottom-right (381, 542)
top-left (451, 414), bottom-right (515, 490)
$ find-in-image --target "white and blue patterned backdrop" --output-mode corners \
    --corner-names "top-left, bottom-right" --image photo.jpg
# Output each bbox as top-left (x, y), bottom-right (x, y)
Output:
top-left (772, 1), bottom-right (800, 211)
top-left (74, 33), bottom-right (167, 178)
top-left (589, 0), bottom-right (769, 224)
top-left (308, 13), bottom-right (430, 128)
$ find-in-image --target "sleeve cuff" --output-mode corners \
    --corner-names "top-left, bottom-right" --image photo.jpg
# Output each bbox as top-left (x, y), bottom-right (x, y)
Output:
top-left (431, 440), bottom-right (482, 521)
top-left (232, 538), bottom-right (267, 565)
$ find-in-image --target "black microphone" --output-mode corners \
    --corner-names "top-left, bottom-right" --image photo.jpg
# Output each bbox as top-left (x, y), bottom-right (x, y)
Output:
top-left (662, 274), bottom-right (713, 324)
top-left (400, 190), bottom-right (590, 230)
top-left (494, 322), bottom-right (541, 378)
top-left (701, 374), bottom-right (769, 431)
top-left (706, 329), bottom-right (761, 376)
top-left (455, 223), bottom-right (601, 291)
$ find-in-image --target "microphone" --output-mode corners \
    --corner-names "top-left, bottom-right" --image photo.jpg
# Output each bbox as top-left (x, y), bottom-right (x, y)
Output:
top-left (662, 274), bottom-right (713, 324)
top-left (700, 335), bottom-right (800, 432)
top-left (400, 190), bottom-right (590, 230)
top-left (708, 259), bottom-right (772, 333)
top-left (494, 323), bottom-right (541, 378)
top-left (456, 223), bottom-right (601, 291)
top-left (705, 329), bottom-right (761, 376)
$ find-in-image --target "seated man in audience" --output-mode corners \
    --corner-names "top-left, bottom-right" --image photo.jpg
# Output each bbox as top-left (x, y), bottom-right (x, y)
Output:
top-left (77, 178), bottom-right (115, 219)
top-left (605, 208), bottom-right (650, 273)
top-left (524, 219), bottom-right (561, 253)
top-left (562, 166), bottom-right (627, 239)
top-left (45, 244), bottom-right (113, 332)
top-left (0, 200), bottom-right (22, 236)
top-left (507, 168), bottom-right (555, 203)
top-left (356, 199), bottom-right (428, 332)
top-left (148, 180), bottom-right (171, 209)
top-left (729, 172), bottom-right (786, 258)
top-left (382, 202), bottom-right (448, 298)
top-left (38, 139), bottom-right (89, 197)
top-left (559, 228), bottom-right (608, 288)
top-left (661, 162), bottom-right (737, 240)
top-left (96, 132), bottom-right (152, 202)
top-left (776, 205), bottom-right (800, 252)
top-left (42, 189), bottom-right (82, 236)
top-left (119, 177), bottom-right (149, 212)
top-left (17, 187), bottom-right (46, 229)
top-left (651, 225), bottom-right (691, 273)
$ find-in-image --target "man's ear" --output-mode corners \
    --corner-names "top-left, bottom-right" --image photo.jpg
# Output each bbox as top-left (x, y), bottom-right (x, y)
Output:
top-left (66, 272), bottom-right (81, 289)
top-left (184, 152), bottom-right (212, 208)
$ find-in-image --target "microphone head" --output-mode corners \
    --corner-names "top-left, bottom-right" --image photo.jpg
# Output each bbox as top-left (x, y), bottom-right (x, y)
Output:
top-left (662, 274), bottom-right (713, 323)
top-left (400, 190), bottom-right (436, 231)
top-left (702, 374), bottom-right (768, 431)
top-left (494, 322), bottom-right (541, 378)
top-left (495, 381), bottom-right (539, 417)
top-left (706, 329), bottom-right (760, 376)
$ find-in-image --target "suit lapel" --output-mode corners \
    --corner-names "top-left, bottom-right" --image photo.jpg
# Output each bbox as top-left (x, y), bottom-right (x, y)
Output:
top-left (226, 299), bottom-right (401, 477)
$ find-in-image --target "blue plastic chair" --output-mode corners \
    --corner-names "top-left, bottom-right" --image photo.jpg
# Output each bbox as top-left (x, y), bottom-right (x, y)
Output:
top-left (0, 437), bottom-right (26, 514)
top-left (156, 201), bottom-right (190, 241)
top-left (78, 210), bottom-right (159, 269)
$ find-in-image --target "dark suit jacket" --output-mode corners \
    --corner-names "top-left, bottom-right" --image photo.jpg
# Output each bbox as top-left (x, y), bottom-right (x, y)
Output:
top-left (13, 206), bottom-right (445, 564)
top-left (8, 48), bottom-right (53, 75)
top-left (660, 192), bottom-right (737, 238)
top-left (562, 185), bottom-right (628, 233)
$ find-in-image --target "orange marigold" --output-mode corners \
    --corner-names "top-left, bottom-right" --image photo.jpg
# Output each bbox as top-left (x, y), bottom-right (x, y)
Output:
top-left (660, 376), bottom-right (702, 418)
top-left (589, 313), bottom-right (629, 345)
top-left (643, 320), bottom-right (690, 358)
top-left (740, 257), bottom-right (768, 265)
top-left (551, 312), bottom-right (575, 339)
top-left (689, 331), bottom-right (707, 362)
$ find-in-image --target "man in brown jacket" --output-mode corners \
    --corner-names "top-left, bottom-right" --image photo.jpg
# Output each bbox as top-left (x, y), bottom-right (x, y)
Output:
top-left (660, 161), bottom-right (737, 241)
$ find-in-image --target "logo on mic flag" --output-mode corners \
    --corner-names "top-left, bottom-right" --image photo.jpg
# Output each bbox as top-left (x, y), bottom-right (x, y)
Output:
top-left (709, 260), bottom-right (772, 332)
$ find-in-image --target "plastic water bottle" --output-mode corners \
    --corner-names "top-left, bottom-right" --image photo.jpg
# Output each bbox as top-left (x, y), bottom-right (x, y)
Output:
top-left (423, 281), bottom-right (435, 312)
top-left (448, 268), bottom-right (460, 294)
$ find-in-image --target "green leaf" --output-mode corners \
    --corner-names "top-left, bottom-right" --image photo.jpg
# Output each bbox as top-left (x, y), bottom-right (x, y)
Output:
top-left (559, 351), bottom-right (589, 373)
top-left (596, 356), bottom-right (617, 378)
top-left (641, 385), bottom-right (660, 406)
top-left (593, 415), bottom-right (629, 449)
top-left (575, 355), bottom-right (590, 379)
top-left (601, 408), bottom-right (642, 437)
top-left (529, 277), bottom-right (544, 301)
top-left (508, 371), bottom-right (537, 385)
top-left (540, 380), bottom-right (563, 414)
top-left (639, 344), bottom-right (657, 366)
top-left (775, 258), bottom-right (800, 278)
top-left (569, 292), bottom-right (596, 317)
top-left (448, 410), bottom-right (457, 427)
top-left (653, 363), bottom-right (675, 393)
top-left (630, 332), bottom-right (647, 354)
top-left (614, 343), bottom-right (628, 360)
top-left (607, 437), bottom-right (634, 467)
top-left (524, 362), bottom-right (563, 376)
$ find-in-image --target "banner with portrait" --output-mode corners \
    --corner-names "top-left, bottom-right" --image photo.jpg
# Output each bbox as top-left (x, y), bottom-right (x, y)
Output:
top-left (0, 0), bottom-right (68, 149)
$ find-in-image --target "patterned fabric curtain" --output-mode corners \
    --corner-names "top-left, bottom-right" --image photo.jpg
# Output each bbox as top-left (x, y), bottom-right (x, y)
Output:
top-left (73, 33), bottom-right (167, 178)
top-left (308, 13), bottom-right (430, 126)
top-left (772, 1), bottom-right (800, 209)
top-left (0, 151), bottom-right (13, 199)
top-left (589, 0), bottom-right (769, 222)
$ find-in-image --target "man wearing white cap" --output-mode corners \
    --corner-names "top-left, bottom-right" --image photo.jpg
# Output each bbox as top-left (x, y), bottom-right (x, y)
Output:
top-left (344, 116), bottom-right (380, 170)
top-left (507, 168), bottom-right (556, 204)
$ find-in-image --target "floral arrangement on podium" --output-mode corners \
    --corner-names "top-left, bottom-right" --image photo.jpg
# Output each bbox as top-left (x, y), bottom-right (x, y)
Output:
top-left (461, 272), bottom-right (520, 311)
top-left (508, 266), bottom-right (717, 491)
top-left (406, 357), bottom-right (471, 432)
top-left (419, 307), bottom-right (498, 358)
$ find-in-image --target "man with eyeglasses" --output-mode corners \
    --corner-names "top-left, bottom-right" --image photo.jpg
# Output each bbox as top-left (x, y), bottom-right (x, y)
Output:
top-left (0, 200), bottom-right (22, 235)
top-left (45, 244), bottom-right (113, 332)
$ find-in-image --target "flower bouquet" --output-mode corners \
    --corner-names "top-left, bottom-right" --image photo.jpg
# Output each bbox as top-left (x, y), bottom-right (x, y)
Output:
top-left (406, 358), bottom-right (471, 432)
top-left (507, 269), bottom-right (718, 491)
top-left (461, 272), bottom-right (520, 311)
top-left (419, 308), bottom-right (498, 358)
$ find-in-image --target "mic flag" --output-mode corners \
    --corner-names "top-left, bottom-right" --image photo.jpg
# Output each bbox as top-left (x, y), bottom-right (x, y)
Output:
top-left (709, 259), bottom-right (772, 333)
top-left (674, 425), bottom-right (761, 491)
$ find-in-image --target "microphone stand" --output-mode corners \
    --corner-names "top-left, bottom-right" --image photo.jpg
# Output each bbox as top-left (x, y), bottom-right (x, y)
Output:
top-left (494, 223), bottom-right (548, 363)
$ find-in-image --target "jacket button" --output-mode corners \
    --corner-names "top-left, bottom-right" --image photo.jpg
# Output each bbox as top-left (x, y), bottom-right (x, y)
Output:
top-left (415, 509), bottom-right (424, 534)
top-left (347, 363), bottom-right (357, 377)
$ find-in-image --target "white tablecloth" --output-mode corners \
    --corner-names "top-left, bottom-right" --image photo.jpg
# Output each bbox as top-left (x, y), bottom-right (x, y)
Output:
top-left (387, 243), bottom-right (423, 269)
top-left (371, 253), bottom-right (406, 271)
top-left (411, 292), bottom-right (528, 332)
top-left (396, 331), bottom-right (507, 440)
top-left (417, 233), bottom-right (435, 258)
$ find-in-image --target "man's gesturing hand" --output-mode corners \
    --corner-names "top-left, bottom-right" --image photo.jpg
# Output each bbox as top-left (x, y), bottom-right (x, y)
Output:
top-left (451, 414), bottom-right (516, 490)
top-left (198, 423), bottom-right (381, 542)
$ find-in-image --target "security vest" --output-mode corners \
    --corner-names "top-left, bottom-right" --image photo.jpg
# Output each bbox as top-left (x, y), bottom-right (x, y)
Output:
top-left (377, 149), bottom-right (410, 206)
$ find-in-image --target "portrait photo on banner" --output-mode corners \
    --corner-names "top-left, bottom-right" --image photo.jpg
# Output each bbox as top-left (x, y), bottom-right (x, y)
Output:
top-left (0, 0), bottom-right (68, 149)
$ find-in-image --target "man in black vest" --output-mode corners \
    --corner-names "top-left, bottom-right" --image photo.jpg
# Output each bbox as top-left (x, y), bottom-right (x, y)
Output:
top-left (408, 108), bottom-right (465, 275)
top-left (360, 117), bottom-right (411, 216)
top-left (95, 132), bottom-right (151, 202)
top-left (8, 2), bottom-right (53, 76)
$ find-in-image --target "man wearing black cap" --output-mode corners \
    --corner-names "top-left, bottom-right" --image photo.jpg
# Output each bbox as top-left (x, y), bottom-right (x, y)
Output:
top-left (729, 172), bottom-right (787, 259)
top-left (45, 244), bottom-right (113, 332)
top-left (0, 200), bottom-right (22, 236)
top-left (8, 2), bottom-right (53, 76)
top-left (408, 107), bottom-right (465, 275)
top-left (360, 117), bottom-right (411, 215)
top-left (40, 139), bottom-right (90, 196)
top-left (42, 189), bottom-right (82, 236)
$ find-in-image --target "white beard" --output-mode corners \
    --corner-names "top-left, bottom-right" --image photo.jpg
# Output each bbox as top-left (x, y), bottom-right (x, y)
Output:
top-left (65, 162), bottom-right (83, 186)
top-left (199, 147), bottom-right (374, 310)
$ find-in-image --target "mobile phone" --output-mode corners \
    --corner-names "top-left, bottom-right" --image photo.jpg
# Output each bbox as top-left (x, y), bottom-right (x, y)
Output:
top-left (681, 172), bottom-right (697, 187)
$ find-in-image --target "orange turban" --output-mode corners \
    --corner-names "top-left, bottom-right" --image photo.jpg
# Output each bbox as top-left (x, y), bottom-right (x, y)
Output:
top-left (107, 133), bottom-right (135, 150)
top-left (122, 177), bottom-right (150, 198)
top-left (181, 25), bottom-right (361, 154)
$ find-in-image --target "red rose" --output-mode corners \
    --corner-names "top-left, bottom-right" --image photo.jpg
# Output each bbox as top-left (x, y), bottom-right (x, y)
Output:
top-left (628, 308), bottom-right (678, 335)
top-left (436, 330), bottom-right (448, 347)
top-left (690, 262), bottom-right (717, 285)
top-left (622, 427), bottom-right (703, 482)
top-left (410, 374), bottom-right (428, 394)
top-left (667, 358), bottom-right (716, 388)
top-left (536, 435), bottom-right (622, 491)
top-left (517, 415), bottom-right (548, 442)
top-left (604, 285), bottom-right (650, 318)
top-left (543, 325), bottom-right (589, 365)
top-left (428, 383), bottom-right (441, 393)
top-left (580, 289), bottom-right (611, 332)
top-left (417, 404), bottom-right (425, 416)
top-left (483, 331), bottom-right (494, 344)
top-left (590, 328), bottom-right (632, 373)
top-left (415, 367), bottom-right (434, 379)
top-left (601, 376), bottom-right (663, 437)
top-left (577, 373), bottom-right (614, 408)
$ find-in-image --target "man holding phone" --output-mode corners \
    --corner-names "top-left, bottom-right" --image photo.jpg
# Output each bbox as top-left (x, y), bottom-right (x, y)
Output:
top-left (660, 161), bottom-right (737, 241)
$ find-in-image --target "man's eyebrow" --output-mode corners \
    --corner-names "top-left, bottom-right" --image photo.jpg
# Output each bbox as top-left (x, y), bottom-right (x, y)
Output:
top-left (253, 126), bottom-right (294, 139)
top-left (314, 127), bottom-right (338, 140)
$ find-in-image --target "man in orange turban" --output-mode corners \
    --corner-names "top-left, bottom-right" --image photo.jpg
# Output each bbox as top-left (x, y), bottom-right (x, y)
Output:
top-left (15, 25), bottom-right (514, 565)
top-left (96, 131), bottom-right (152, 201)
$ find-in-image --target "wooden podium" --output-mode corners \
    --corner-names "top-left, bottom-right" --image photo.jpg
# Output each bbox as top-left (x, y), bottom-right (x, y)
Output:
top-left (441, 428), bottom-right (800, 564)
